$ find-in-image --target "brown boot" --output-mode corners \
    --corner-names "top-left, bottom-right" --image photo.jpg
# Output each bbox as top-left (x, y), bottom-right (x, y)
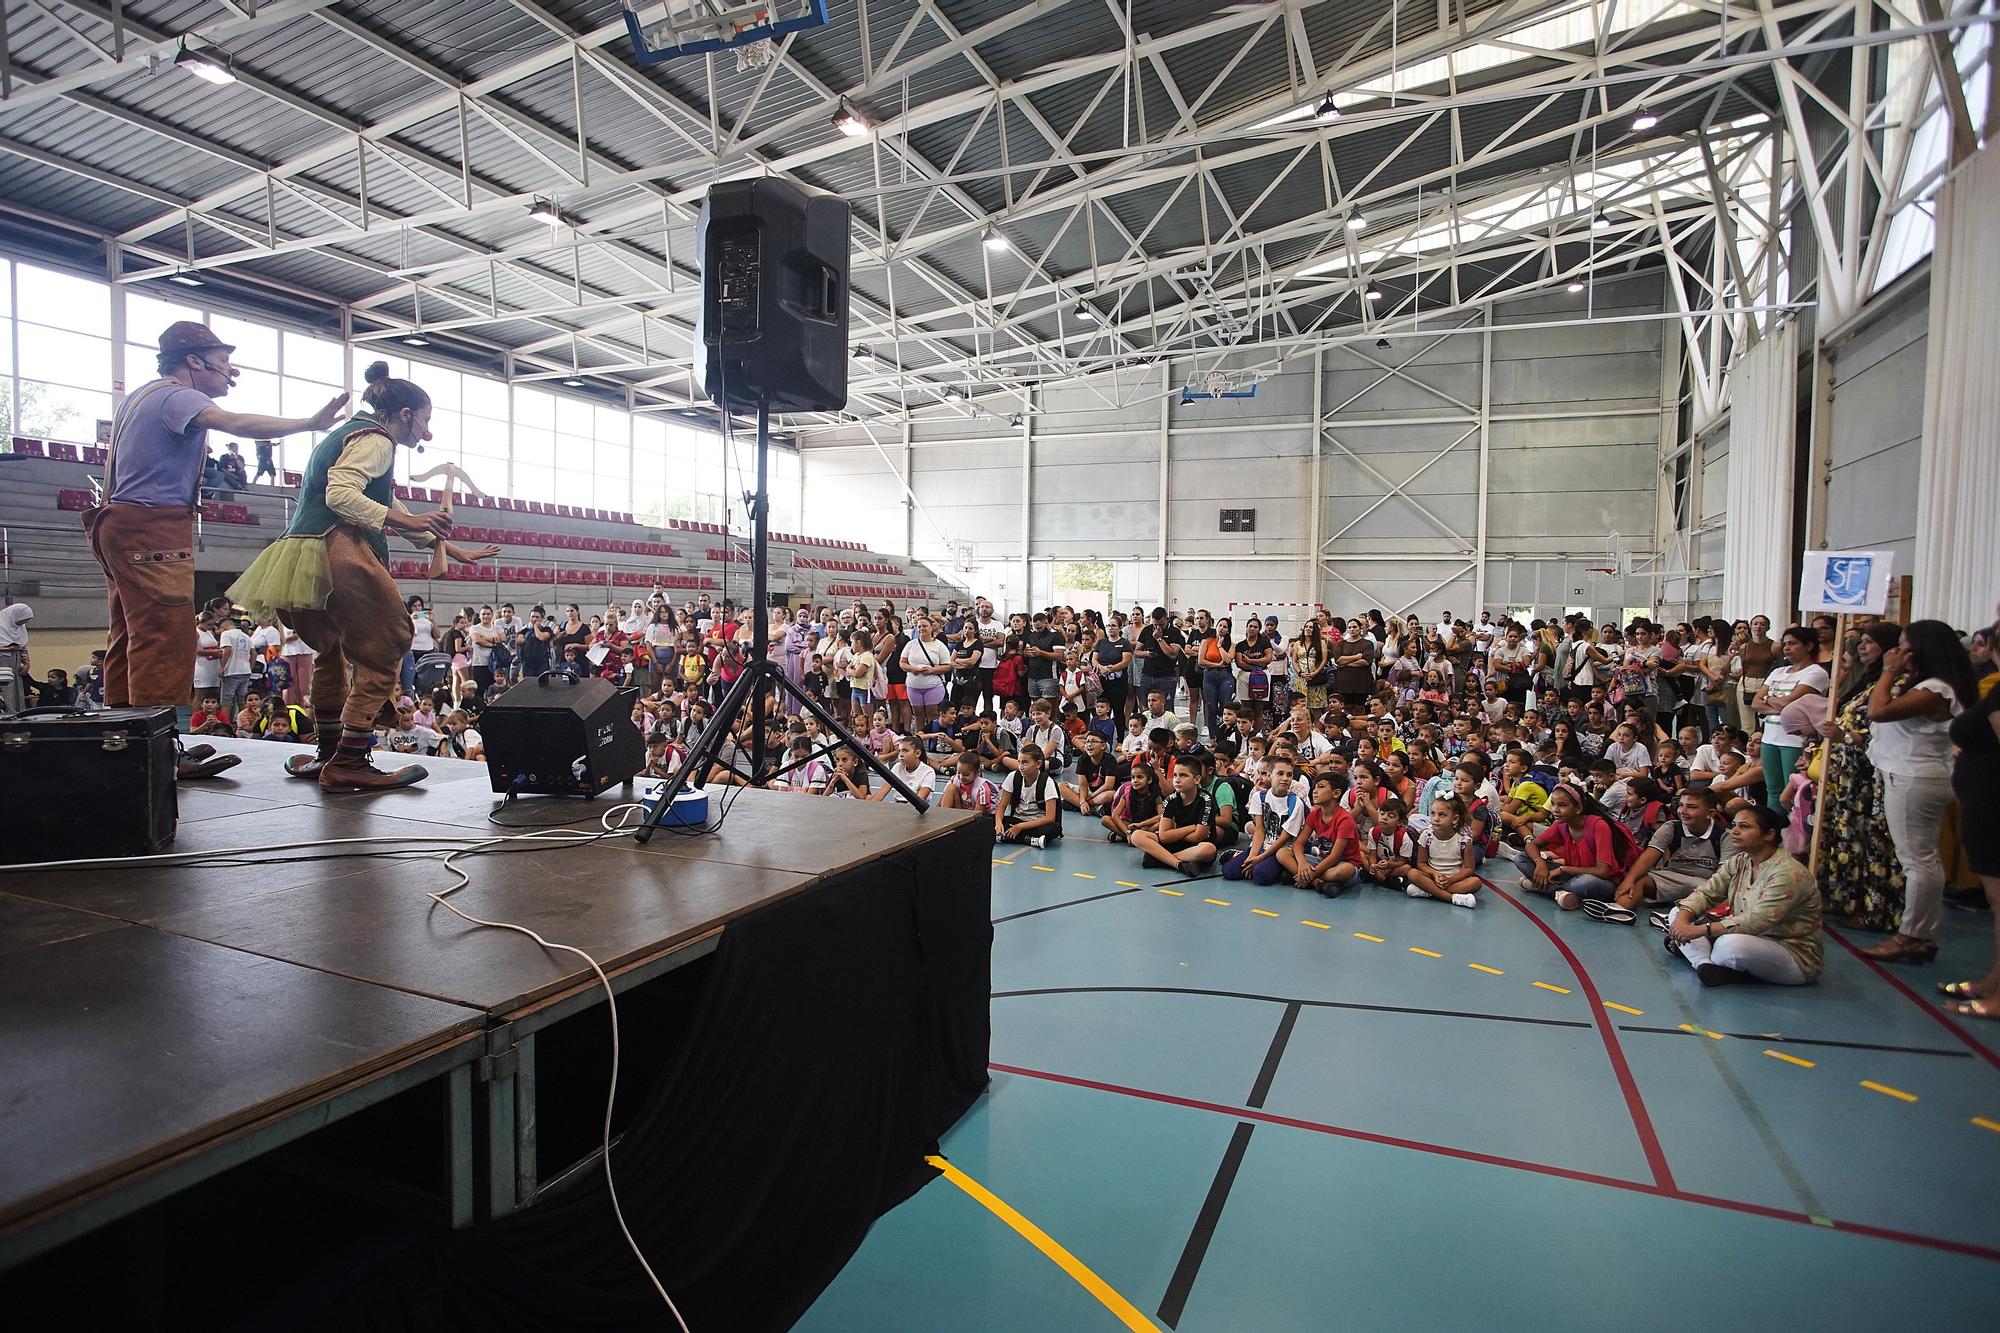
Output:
top-left (285, 741), bottom-right (337, 779)
top-left (319, 756), bottom-right (427, 792)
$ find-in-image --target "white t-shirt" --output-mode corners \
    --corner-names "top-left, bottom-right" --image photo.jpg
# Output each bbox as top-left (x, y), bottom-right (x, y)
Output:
top-left (1247, 787), bottom-right (1306, 842)
top-left (975, 615), bottom-right (1003, 669)
top-left (220, 626), bottom-right (256, 677)
top-left (193, 629), bottom-right (222, 688)
top-left (409, 614), bottom-right (435, 652)
top-left (1760, 662), bottom-right (1829, 745)
top-left (886, 760), bottom-right (937, 804)
top-left (902, 636), bottom-right (950, 676)
top-left (469, 623), bottom-right (501, 667)
top-left (1423, 827), bottom-right (1472, 879)
top-left (1003, 770), bottom-right (1058, 820)
top-left (250, 624), bottom-right (283, 659)
top-left (1869, 676), bottom-right (1963, 778)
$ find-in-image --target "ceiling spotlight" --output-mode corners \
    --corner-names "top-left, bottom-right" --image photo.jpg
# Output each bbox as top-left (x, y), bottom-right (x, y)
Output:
top-left (1567, 279), bottom-right (1587, 294)
top-left (1316, 94), bottom-right (1341, 122)
top-left (1592, 211), bottom-right (1612, 230)
top-left (563, 378), bottom-right (586, 388)
top-left (1364, 286), bottom-right (1383, 302)
top-left (1631, 110), bottom-right (1659, 132)
top-left (1009, 413), bottom-right (1024, 428)
top-left (852, 343), bottom-right (873, 360)
top-left (1072, 302), bottom-right (1096, 323)
top-left (528, 198), bottom-right (564, 227)
top-left (166, 270), bottom-right (205, 287)
top-left (401, 335), bottom-right (431, 347)
top-left (982, 226), bottom-right (1010, 252)
top-left (1375, 337), bottom-right (1391, 350)
top-left (175, 39), bottom-right (236, 87)
top-left (1346, 212), bottom-right (1367, 231)
top-left (833, 100), bottom-right (873, 138)
top-left (943, 385), bottom-right (963, 400)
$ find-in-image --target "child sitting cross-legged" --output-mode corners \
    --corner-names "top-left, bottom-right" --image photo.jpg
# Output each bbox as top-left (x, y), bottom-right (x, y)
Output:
top-left (1410, 794), bottom-right (1482, 908)
top-left (1221, 757), bottom-right (1304, 886)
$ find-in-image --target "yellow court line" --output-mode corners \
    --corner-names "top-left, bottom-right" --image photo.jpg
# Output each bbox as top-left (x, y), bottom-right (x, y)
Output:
top-left (1602, 1002), bottom-right (1645, 1016)
top-left (925, 1155), bottom-right (1159, 1333)
top-left (1678, 1023), bottom-right (1725, 1040)
top-left (1114, 881), bottom-right (1141, 888)
top-left (1408, 947), bottom-right (1442, 958)
top-left (1353, 932), bottom-right (1385, 943)
top-left (1301, 919), bottom-right (1331, 929)
top-left (1157, 888), bottom-right (1184, 897)
top-left (1532, 981), bottom-right (1571, 995)
top-left (1031, 865), bottom-right (1056, 873)
top-left (1203, 898), bottom-right (1231, 907)
top-left (1467, 963), bottom-right (1505, 975)
top-left (1861, 1080), bottom-right (1918, 1103)
top-left (1973, 1116), bottom-right (2000, 1134)
top-left (1072, 872), bottom-right (1097, 880)
top-left (1251, 908), bottom-right (1281, 918)
top-left (1764, 1049), bottom-right (1816, 1069)
top-left (993, 858), bottom-right (1016, 866)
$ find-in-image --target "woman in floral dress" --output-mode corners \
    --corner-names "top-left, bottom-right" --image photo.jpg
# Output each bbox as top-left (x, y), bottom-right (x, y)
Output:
top-left (1815, 622), bottom-right (1905, 931)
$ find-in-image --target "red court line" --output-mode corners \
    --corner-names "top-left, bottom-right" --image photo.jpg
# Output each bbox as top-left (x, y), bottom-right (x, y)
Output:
top-left (988, 1061), bottom-right (2000, 1265)
top-left (1825, 925), bottom-right (2000, 1075)
top-left (1484, 880), bottom-right (1677, 1191)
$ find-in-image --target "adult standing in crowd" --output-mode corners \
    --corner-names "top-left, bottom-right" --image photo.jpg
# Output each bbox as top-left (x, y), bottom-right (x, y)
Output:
top-left (1750, 625), bottom-right (1827, 813)
top-left (1813, 622), bottom-right (1906, 931)
top-left (1136, 606), bottom-right (1183, 716)
top-left (0, 601), bottom-right (32, 714)
top-left (1735, 615), bottom-right (1777, 731)
top-left (1858, 621), bottom-right (1978, 965)
top-left (1331, 616), bottom-right (1378, 711)
top-left (1941, 606), bottom-right (2000, 1020)
top-left (85, 321), bottom-right (346, 779)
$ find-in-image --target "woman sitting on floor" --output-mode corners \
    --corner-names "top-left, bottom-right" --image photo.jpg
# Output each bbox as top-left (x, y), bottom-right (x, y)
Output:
top-left (1664, 802), bottom-right (1822, 987)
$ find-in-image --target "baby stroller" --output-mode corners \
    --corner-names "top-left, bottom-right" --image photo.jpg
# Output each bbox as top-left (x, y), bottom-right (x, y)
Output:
top-left (412, 651), bottom-right (456, 699)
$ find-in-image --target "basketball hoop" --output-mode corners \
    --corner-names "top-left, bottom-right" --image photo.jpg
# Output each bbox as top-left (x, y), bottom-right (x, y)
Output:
top-left (622, 0), bottom-right (829, 67)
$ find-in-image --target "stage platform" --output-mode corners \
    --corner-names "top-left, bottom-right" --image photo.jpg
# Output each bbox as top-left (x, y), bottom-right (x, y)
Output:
top-left (0, 737), bottom-right (991, 1329)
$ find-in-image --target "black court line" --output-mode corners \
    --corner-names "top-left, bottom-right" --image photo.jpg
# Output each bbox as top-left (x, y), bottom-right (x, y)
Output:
top-left (991, 886), bottom-right (1143, 924)
top-left (1157, 1002), bottom-right (1299, 1329)
top-left (993, 984), bottom-right (1592, 1033)
top-left (1617, 1025), bottom-right (1974, 1059)
top-left (1150, 870), bottom-right (1222, 886)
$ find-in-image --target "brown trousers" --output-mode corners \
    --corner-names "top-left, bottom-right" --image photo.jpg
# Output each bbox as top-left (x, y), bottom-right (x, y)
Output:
top-left (83, 503), bottom-right (196, 709)
top-left (282, 528), bottom-right (413, 734)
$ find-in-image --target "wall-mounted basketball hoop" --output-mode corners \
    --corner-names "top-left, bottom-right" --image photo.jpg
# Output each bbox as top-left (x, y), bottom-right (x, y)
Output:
top-left (623, 0), bottom-right (829, 69)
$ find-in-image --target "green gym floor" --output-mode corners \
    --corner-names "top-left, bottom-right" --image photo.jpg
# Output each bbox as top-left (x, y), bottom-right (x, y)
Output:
top-left (798, 831), bottom-right (2000, 1332)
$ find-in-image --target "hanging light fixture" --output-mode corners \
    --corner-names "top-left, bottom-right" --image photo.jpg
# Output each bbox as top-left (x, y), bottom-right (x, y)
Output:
top-left (175, 39), bottom-right (236, 87)
top-left (1631, 110), bottom-right (1659, 132)
top-left (1567, 279), bottom-right (1587, 294)
top-left (564, 377), bottom-right (586, 388)
top-left (1592, 211), bottom-right (1612, 230)
top-left (1364, 286), bottom-right (1383, 302)
top-left (166, 270), bottom-right (205, 287)
top-left (833, 100), bottom-right (874, 138)
top-left (1072, 302), bottom-right (1097, 323)
top-left (528, 198), bottom-right (564, 227)
top-left (1346, 212), bottom-right (1367, 231)
top-left (402, 335), bottom-right (431, 347)
top-left (852, 343), bottom-right (873, 360)
top-left (1316, 94), bottom-right (1340, 122)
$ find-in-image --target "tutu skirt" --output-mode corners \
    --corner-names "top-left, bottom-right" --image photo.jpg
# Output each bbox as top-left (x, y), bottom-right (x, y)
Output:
top-left (228, 536), bottom-right (333, 620)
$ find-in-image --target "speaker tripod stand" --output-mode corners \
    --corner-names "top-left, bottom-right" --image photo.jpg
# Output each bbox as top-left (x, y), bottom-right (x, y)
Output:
top-left (634, 401), bottom-right (928, 844)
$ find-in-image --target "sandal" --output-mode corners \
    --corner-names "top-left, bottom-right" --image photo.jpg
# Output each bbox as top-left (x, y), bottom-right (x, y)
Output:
top-left (1946, 997), bottom-right (2000, 1021)
top-left (1937, 980), bottom-right (1992, 1000)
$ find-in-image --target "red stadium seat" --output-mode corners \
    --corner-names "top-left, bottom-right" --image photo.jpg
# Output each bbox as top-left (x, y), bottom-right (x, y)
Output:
top-left (56, 488), bottom-right (91, 511)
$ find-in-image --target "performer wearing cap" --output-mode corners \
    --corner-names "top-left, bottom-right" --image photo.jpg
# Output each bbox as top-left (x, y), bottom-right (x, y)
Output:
top-left (86, 322), bottom-right (348, 780)
top-left (230, 362), bottom-right (497, 792)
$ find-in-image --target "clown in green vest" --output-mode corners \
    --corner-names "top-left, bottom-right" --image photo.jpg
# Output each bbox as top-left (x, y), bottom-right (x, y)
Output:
top-left (230, 362), bottom-right (497, 791)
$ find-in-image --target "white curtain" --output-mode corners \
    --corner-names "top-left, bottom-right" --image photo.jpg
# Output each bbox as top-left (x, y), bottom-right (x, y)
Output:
top-left (1720, 320), bottom-right (1798, 622)
top-left (1915, 145), bottom-right (2000, 632)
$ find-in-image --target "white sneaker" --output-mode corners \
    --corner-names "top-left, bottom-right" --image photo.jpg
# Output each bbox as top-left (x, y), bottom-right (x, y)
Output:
top-left (1451, 893), bottom-right (1478, 909)
top-left (1029, 835), bottom-right (1046, 850)
top-left (1554, 890), bottom-right (1581, 911)
top-left (1407, 885), bottom-right (1428, 899)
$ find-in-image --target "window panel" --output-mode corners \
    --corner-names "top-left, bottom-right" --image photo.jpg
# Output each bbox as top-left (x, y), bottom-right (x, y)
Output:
top-left (427, 409), bottom-right (463, 458)
top-left (17, 264), bottom-right (109, 337)
top-left (127, 293), bottom-right (203, 339)
top-left (19, 381), bottom-right (112, 440)
top-left (282, 331), bottom-right (344, 384)
top-left (1, 318), bottom-right (13, 376)
top-left (282, 376), bottom-right (341, 419)
top-left (352, 349), bottom-right (410, 385)
top-left (514, 425), bottom-right (554, 469)
top-left (595, 442), bottom-right (629, 486)
top-left (420, 366), bottom-right (461, 412)
top-left (463, 374), bottom-right (508, 420)
top-left (514, 387), bottom-right (554, 429)
top-left (210, 315), bottom-right (276, 369)
top-left (555, 459), bottom-right (593, 507)
top-left (594, 474), bottom-right (628, 510)
top-left (126, 343), bottom-right (159, 389)
top-left (513, 464), bottom-right (555, 502)
top-left (17, 327), bottom-right (110, 389)
top-left (227, 367), bottom-right (282, 418)
top-left (459, 415), bottom-right (508, 461)
top-left (594, 405), bottom-right (628, 443)
top-left (555, 396), bottom-right (593, 438)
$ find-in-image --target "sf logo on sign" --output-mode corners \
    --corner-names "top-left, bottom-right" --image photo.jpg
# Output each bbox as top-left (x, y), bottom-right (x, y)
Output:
top-left (1822, 555), bottom-right (1873, 607)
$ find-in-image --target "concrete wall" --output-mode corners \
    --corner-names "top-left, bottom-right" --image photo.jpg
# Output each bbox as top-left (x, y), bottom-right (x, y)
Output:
top-left (803, 274), bottom-right (1669, 623)
top-left (1823, 269), bottom-right (1928, 574)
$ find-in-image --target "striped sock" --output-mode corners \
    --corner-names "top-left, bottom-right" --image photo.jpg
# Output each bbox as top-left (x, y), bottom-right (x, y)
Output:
top-left (334, 724), bottom-right (373, 763)
top-left (312, 707), bottom-right (342, 755)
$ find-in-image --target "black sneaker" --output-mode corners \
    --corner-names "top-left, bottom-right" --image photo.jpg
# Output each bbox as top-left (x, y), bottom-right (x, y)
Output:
top-left (1697, 962), bottom-right (1747, 988)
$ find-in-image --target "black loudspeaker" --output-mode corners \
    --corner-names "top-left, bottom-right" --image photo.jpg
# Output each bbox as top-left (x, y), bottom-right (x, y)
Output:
top-left (694, 177), bottom-right (850, 412)
top-left (0, 705), bottom-right (177, 861)
top-left (481, 674), bottom-right (643, 798)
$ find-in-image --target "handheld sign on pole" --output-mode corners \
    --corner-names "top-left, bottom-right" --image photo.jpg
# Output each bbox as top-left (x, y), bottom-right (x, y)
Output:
top-left (1798, 549), bottom-right (1894, 616)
